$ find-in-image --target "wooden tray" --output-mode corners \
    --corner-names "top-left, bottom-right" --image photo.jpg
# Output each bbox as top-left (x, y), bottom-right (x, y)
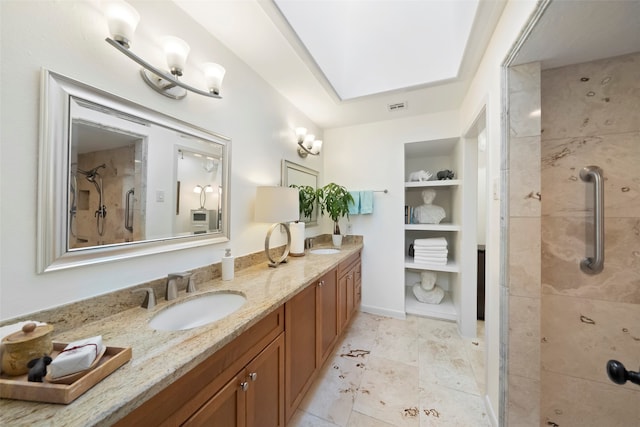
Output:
top-left (0, 343), bottom-right (131, 404)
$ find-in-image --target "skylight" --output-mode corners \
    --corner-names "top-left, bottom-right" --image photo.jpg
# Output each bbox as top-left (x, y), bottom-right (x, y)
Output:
top-left (274, 0), bottom-right (480, 100)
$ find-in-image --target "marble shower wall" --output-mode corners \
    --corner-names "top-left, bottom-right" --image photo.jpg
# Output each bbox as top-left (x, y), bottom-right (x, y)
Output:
top-left (506, 62), bottom-right (542, 426)
top-left (540, 52), bottom-right (640, 426)
top-left (73, 145), bottom-right (136, 247)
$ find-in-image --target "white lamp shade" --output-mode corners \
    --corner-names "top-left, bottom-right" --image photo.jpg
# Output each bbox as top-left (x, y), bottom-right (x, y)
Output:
top-left (203, 62), bottom-right (226, 94)
top-left (163, 36), bottom-right (190, 73)
top-left (255, 186), bottom-right (299, 223)
top-left (102, 0), bottom-right (140, 45)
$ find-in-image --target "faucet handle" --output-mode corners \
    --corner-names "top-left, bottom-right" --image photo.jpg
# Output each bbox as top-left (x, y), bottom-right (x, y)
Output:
top-left (132, 288), bottom-right (156, 309)
top-left (185, 274), bottom-right (196, 293)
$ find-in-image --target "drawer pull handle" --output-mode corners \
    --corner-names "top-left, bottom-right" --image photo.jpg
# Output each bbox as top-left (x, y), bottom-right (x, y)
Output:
top-left (240, 381), bottom-right (249, 391)
top-left (249, 372), bottom-right (258, 381)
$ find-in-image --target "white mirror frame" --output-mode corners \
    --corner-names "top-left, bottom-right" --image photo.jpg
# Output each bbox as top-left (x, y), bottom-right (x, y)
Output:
top-left (37, 69), bottom-right (231, 273)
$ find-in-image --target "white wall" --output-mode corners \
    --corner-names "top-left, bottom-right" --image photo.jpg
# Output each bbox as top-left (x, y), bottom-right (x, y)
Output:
top-left (323, 111), bottom-right (459, 318)
top-left (0, 0), bottom-right (322, 319)
top-left (458, 1), bottom-right (539, 423)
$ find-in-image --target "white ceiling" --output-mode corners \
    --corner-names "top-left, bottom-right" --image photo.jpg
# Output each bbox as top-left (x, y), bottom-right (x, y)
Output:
top-left (174, 0), bottom-right (506, 129)
top-left (174, 0), bottom-right (640, 129)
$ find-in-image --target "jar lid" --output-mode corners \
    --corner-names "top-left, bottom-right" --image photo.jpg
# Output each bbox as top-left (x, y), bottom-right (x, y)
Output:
top-left (1, 322), bottom-right (54, 344)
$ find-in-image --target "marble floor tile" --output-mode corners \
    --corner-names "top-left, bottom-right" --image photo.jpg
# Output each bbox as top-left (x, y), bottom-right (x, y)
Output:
top-left (419, 384), bottom-right (492, 427)
top-left (346, 410), bottom-right (396, 427)
top-left (289, 314), bottom-right (487, 427)
top-left (419, 337), bottom-right (481, 396)
top-left (298, 352), bottom-right (366, 426)
top-left (289, 410), bottom-right (340, 427)
top-left (352, 355), bottom-right (421, 427)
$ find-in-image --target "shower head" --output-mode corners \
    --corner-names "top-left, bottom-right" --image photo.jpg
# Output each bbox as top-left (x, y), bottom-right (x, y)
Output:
top-left (77, 164), bottom-right (106, 182)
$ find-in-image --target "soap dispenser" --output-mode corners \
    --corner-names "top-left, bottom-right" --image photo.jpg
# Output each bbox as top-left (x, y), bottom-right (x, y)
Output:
top-left (222, 249), bottom-right (234, 281)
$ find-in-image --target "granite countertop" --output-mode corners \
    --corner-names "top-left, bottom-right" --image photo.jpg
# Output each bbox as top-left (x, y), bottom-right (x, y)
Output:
top-left (0, 243), bottom-right (362, 426)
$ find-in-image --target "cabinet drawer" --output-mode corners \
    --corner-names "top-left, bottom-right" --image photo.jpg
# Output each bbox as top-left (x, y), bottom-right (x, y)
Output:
top-left (338, 251), bottom-right (361, 278)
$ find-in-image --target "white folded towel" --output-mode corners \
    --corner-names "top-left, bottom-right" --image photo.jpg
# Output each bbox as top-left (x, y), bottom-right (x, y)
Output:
top-left (50, 335), bottom-right (104, 378)
top-left (414, 237), bottom-right (448, 247)
top-left (413, 258), bottom-right (447, 265)
top-left (414, 249), bottom-right (448, 256)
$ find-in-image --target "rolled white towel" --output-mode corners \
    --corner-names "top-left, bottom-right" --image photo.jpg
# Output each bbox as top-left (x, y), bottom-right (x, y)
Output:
top-left (413, 284), bottom-right (445, 304)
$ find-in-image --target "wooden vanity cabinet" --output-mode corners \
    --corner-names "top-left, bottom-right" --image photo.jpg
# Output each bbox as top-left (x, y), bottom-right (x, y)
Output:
top-left (184, 333), bottom-right (285, 427)
top-left (284, 268), bottom-right (339, 421)
top-left (114, 307), bottom-right (284, 427)
top-left (338, 251), bottom-right (362, 330)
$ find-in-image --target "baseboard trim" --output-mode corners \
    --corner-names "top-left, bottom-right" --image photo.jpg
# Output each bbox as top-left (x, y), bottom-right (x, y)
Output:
top-left (360, 304), bottom-right (406, 320)
top-left (484, 393), bottom-right (498, 427)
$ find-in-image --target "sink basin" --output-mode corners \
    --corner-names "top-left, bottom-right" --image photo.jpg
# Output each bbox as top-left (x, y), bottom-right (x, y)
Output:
top-left (149, 292), bottom-right (247, 331)
top-left (310, 248), bottom-right (340, 255)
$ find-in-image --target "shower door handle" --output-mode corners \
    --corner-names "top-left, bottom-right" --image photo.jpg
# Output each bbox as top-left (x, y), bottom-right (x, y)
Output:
top-left (579, 166), bottom-right (604, 274)
top-left (125, 188), bottom-right (134, 232)
top-left (606, 360), bottom-right (640, 387)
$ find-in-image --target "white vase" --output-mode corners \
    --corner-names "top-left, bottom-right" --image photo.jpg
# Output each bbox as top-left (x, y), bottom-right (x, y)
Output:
top-left (289, 222), bottom-right (305, 256)
top-left (332, 234), bottom-right (343, 248)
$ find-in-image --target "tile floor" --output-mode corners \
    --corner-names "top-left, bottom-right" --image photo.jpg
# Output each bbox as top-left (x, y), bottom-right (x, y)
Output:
top-left (289, 312), bottom-right (489, 427)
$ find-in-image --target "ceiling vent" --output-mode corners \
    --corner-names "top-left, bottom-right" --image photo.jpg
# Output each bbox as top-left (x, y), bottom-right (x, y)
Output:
top-left (387, 101), bottom-right (407, 112)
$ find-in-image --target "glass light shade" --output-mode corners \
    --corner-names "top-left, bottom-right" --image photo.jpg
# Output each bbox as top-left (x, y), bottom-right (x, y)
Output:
top-left (204, 185), bottom-right (214, 193)
top-left (255, 187), bottom-right (299, 224)
top-left (203, 62), bottom-right (226, 95)
top-left (163, 36), bottom-right (190, 75)
top-left (311, 140), bottom-right (323, 154)
top-left (193, 185), bottom-right (203, 193)
top-left (295, 127), bottom-right (307, 142)
top-left (304, 134), bottom-right (315, 144)
top-left (102, 0), bottom-right (140, 47)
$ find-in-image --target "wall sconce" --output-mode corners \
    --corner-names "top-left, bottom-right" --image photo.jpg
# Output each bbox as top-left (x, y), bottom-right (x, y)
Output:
top-left (295, 127), bottom-right (322, 158)
top-left (254, 186), bottom-right (299, 268)
top-left (193, 184), bottom-right (213, 209)
top-left (102, 0), bottom-right (226, 100)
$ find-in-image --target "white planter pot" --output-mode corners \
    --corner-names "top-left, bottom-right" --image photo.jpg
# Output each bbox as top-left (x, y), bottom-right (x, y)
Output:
top-left (332, 234), bottom-right (343, 248)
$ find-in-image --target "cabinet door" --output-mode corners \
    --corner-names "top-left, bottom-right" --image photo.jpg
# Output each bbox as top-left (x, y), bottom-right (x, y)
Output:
top-left (285, 283), bottom-right (318, 421)
top-left (183, 372), bottom-right (246, 427)
top-left (317, 269), bottom-right (339, 363)
top-left (246, 333), bottom-right (285, 427)
top-left (354, 261), bottom-right (362, 308)
top-left (339, 268), bottom-right (355, 329)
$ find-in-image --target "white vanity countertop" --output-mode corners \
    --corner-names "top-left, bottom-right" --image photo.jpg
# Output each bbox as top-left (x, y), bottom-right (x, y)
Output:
top-left (0, 243), bottom-right (362, 426)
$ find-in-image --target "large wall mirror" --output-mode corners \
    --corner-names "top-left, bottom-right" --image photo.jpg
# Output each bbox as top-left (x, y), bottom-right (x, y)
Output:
top-left (38, 70), bottom-right (230, 273)
top-left (281, 160), bottom-right (319, 226)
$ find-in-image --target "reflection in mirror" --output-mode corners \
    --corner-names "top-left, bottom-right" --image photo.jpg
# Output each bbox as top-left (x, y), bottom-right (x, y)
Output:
top-left (281, 160), bottom-right (319, 226)
top-left (174, 148), bottom-right (222, 235)
top-left (38, 70), bottom-right (230, 273)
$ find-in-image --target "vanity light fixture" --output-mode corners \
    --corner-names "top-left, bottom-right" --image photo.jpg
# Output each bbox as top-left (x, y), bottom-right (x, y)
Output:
top-left (254, 186), bottom-right (299, 268)
top-left (193, 184), bottom-right (214, 209)
top-left (102, 0), bottom-right (226, 100)
top-left (295, 127), bottom-right (322, 158)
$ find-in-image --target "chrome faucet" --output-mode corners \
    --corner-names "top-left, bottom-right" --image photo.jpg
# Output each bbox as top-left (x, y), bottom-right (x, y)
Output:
top-left (304, 237), bottom-right (315, 250)
top-left (132, 287), bottom-right (156, 309)
top-left (165, 272), bottom-right (196, 300)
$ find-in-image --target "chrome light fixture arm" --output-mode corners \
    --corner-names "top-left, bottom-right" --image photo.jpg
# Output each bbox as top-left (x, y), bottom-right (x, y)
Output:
top-left (106, 38), bottom-right (221, 100)
top-left (297, 141), bottom-right (320, 157)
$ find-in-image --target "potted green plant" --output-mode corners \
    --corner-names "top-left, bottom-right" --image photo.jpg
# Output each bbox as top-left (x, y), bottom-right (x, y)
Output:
top-left (289, 184), bottom-right (320, 255)
top-left (319, 183), bottom-right (354, 247)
